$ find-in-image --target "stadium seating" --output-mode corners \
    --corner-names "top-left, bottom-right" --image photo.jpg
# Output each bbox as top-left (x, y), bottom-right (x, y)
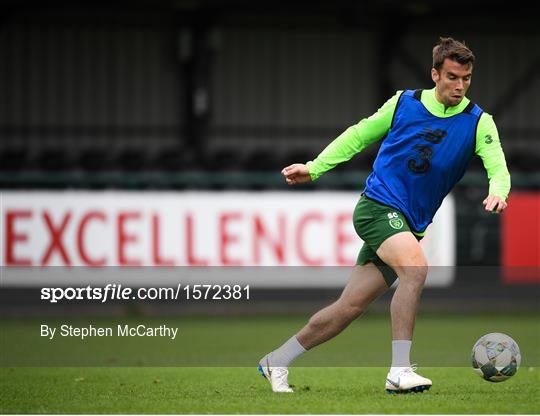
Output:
top-left (0, 148), bottom-right (28, 171)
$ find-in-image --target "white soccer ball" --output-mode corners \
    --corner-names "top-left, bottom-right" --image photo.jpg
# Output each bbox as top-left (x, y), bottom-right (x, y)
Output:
top-left (471, 332), bottom-right (521, 382)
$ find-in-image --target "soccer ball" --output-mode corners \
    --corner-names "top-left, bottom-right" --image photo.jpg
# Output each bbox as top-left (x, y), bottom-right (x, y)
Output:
top-left (471, 332), bottom-right (521, 382)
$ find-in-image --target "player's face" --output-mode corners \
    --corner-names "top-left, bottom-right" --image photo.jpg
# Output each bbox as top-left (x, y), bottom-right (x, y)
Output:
top-left (431, 58), bottom-right (472, 107)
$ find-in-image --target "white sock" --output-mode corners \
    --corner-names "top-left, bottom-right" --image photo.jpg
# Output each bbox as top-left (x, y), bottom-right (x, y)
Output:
top-left (268, 336), bottom-right (306, 367)
top-left (390, 340), bottom-right (412, 375)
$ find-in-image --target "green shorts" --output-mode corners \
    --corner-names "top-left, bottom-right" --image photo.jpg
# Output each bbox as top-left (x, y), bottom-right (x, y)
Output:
top-left (353, 194), bottom-right (423, 287)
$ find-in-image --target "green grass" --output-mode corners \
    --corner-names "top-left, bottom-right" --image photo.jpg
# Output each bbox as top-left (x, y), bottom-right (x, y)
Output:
top-left (1, 314), bottom-right (539, 367)
top-left (1, 313), bottom-right (539, 413)
top-left (1, 367), bottom-right (539, 414)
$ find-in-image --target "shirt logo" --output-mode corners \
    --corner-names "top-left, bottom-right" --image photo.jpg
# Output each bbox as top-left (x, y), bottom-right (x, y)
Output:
top-left (484, 134), bottom-right (493, 144)
top-left (407, 127), bottom-right (447, 174)
top-left (389, 218), bottom-right (404, 230)
top-left (415, 127), bottom-right (447, 144)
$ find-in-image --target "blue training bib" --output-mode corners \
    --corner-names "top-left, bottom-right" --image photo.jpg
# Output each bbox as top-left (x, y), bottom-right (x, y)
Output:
top-left (364, 89), bottom-right (482, 233)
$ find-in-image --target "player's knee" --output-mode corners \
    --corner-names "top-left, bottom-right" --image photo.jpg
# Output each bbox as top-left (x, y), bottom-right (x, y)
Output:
top-left (338, 298), bottom-right (365, 321)
top-left (399, 264), bottom-right (428, 286)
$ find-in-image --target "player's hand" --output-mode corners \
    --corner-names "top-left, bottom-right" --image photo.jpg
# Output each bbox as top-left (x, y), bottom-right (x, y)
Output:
top-left (281, 163), bottom-right (311, 185)
top-left (482, 195), bottom-right (508, 214)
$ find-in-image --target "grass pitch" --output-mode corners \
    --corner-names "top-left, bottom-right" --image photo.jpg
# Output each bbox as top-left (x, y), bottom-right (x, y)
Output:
top-left (1, 313), bottom-right (539, 413)
top-left (1, 367), bottom-right (539, 414)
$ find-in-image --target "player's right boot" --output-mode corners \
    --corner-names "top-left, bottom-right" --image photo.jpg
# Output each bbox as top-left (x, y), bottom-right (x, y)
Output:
top-left (385, 365), bottom-right (432, 394)
top-left (258, 354), bottom-right (294, 393)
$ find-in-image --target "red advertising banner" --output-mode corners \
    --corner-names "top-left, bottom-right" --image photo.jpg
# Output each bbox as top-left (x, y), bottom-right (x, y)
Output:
top-left (502, 192), bottom-right (540, 284)
top-left (1, 191), bottom-right (457, 287)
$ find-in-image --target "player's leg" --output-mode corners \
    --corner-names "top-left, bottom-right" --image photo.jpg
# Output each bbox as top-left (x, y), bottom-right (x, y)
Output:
top-left (296, 262), bottom-right (389, 349)
top-left (351, 194), bottom-right (431, 392)
top-left (376, 232), bottom-right (432, 393)
top-left (377, 232), bottom-right (427, 341)
top-left (259, 262), bottom-right (388, 392)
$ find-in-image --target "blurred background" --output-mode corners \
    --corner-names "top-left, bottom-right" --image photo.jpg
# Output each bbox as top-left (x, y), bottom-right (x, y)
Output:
top-left (0, 0), bottom-right (539, 321)
top-left (1, 1), bottom-right (539, 183)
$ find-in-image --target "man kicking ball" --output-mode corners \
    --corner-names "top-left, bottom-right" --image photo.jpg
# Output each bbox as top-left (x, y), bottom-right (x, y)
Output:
top-left (259, 37), bottom-right (510, 394)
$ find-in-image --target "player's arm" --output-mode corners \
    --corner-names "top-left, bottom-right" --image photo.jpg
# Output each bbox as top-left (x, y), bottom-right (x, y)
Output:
top-left (282, 91), bottom-right (402, 185)
top-left (475, 113), bottom-right (511, 213)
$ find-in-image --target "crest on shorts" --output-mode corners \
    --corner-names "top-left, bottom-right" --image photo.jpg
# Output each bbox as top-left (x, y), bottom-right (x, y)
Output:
top-left (389, 218), bottom-right (404, 230)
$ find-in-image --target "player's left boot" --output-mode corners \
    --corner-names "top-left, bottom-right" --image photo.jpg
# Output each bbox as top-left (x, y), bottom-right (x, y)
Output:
top-left (385, 365), bottom-right (432, 394)
top-left (258, 354), bottom-right (294, 393)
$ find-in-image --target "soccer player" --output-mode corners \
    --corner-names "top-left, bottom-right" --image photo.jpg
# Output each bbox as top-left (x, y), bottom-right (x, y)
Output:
top-left (258, 37), bottom-right (510, 393)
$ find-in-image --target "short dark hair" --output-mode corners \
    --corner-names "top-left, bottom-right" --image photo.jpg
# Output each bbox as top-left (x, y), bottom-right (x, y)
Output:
top-left (432, 37), bottom-right (475, 71)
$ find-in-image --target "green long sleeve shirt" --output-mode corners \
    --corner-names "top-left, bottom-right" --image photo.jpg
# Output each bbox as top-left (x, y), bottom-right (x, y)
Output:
top-left (306, 88), bottom-right (511, 199)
